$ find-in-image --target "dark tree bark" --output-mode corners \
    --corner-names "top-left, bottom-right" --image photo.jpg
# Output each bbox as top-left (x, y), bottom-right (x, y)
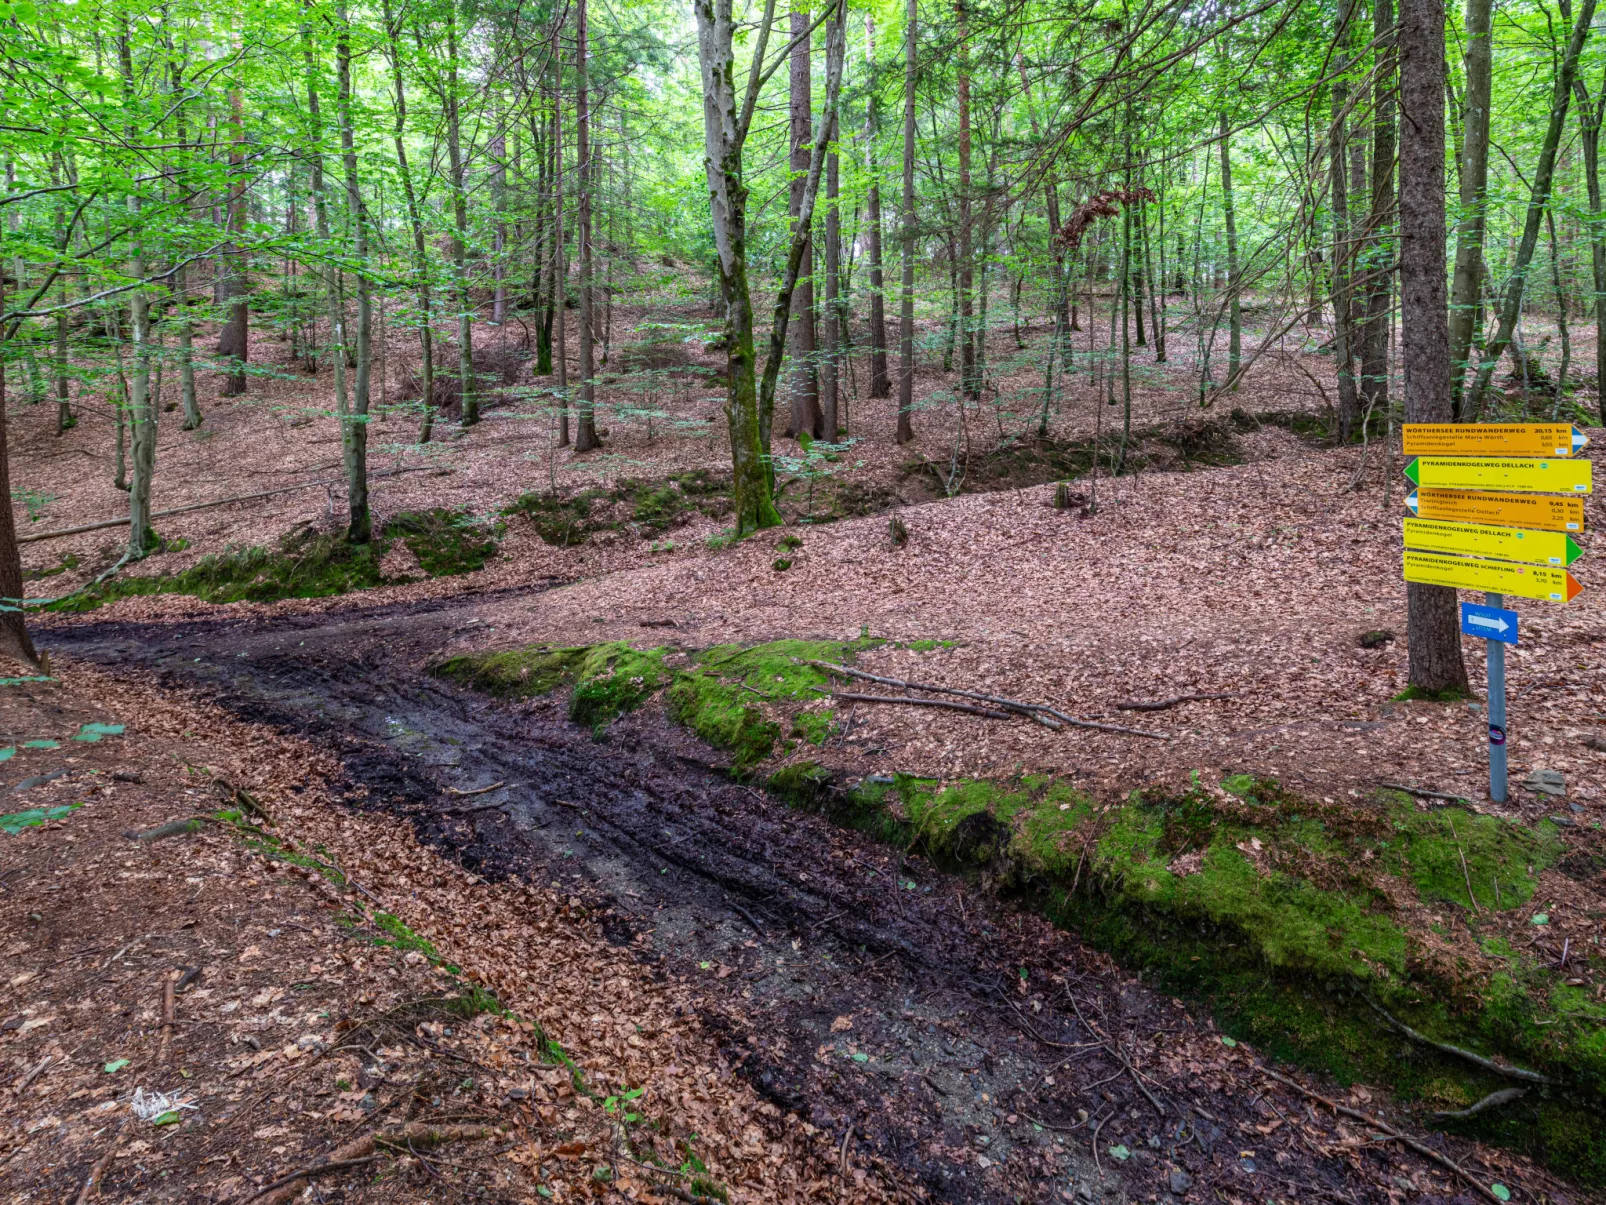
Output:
top-left (1448, 0), bottom-right (1493, 415)
top-left (863, 20), bottom-right (891, 400)
top-left (1358, 0), bottom-right (1396, 421)
top-left (1331, 0), bottom-right (1360, 439)
top-left (786, 5), bottom-right (822, 439)
top-left (0, 278), bottom-right (41, 668)
top-left (216, 87), bottom-right (249, 397)
top-left (1399, 0), bottom-right (1469, 696)
top-left (896, 0), bottom-right (916, 444)
top-left (574, 0), bottom-right (602, 451)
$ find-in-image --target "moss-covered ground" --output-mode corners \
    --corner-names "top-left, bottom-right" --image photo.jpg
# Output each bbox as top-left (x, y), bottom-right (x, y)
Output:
top-left (48, 509), bottom-right (502, 612)
top-left (504, 470), bottom-right (732, 546)
top-left (433, 635), bottom-right (1606, 1186)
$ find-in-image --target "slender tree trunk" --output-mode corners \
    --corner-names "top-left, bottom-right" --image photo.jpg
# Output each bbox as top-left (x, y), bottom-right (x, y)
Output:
top-left (119, 28), bottom-right (157, 557)
top-left (1332, 0), bottom-right (1361, 439)
top-left (0, 272), bottom-right (39, 666)
top-left (304, 23), bottom-right (350, 486)
top-left (1218, 112), bottom-right (1241, 390)
top-left (955, 1), bottom-right (977, 400)
top-left (1465, 0), bottom-right (1597, 417)
top-left (896, 0), bottom-right (916, 444)
top-left (216, 86), bottom-right (249, 397)
top-left (1546, 206), bottom-right (1572, 403)
top-left (1449, 0), bottom-right (1492, 417)
top-left (553, 33), bottom-right (571, 446)
top-left (574, 0), bottom-right (601, 450)
top-left (863, 19), bottom-right (891, 400)
top-left (445, 5), bottom-right (476, 426)
top-left (382, 0), bottom-right (437, 442)
top-left (1359, 0), bottom-right (1396, 421)
top-left (1572, 70), bottom-right (1606, 423)
top-left (786, 5), bottom-right (822, 438)
top-left (336, 0), bottom-right (372, 544)
top-left (822, 123), bottom-right (842, 439)
top-left (1399, 0), bottom-right (1470, 697)
top-left (167, 54), bottom-right (201, 432)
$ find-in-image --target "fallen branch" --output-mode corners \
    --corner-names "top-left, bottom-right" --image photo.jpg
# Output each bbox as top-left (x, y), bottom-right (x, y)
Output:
top-left (12, 1054), bottom-right (50, 1094)
top-left (73, 1128), bottom-right (122, 1204)
top-left (1113, 692), bottom-right (1232, 712)
top-left (434, 802), bottom-right (507, 817)
top-left (1257, 1066), bottom-right (1504, 1205)
top-left (157, 970), bottom-right (177, 1066)
top-left (444, 781), bottom-right (505, 798)
top-left (1363, 997), bottom-right (1556, 1085)
top-left (238, 1123), bottom-right (496, 1205)
top-left (1434, 1087), bottom-right (1527, 1121)
top-left (18, 467), bottom-right (440, 544)
top-left (1378, 782), bottom-right (1472, 804)
top-left (806, 660), bottom-right (1167, 738)
top-left (831, 691), bottom-right (1013, 720)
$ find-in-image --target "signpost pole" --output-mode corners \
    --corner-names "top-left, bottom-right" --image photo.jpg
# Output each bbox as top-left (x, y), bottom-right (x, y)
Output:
top-left (1485, 591), bottom-right (1508, 803)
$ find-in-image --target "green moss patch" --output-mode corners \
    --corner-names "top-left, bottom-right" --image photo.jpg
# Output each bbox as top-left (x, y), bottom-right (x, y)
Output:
top-left (432, 645), bottom-right (591, 699)
top-left (821, 771), bottom-right (1603, 1184)
top-left (51, 510), bottom-right (502, 612)
top-left (506, 471), bottom-right (733, 546)
top-left (569, 644), bottom-right (672, 733)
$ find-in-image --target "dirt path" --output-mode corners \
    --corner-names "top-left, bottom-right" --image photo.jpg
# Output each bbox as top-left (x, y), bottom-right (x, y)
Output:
top-left (40, 593), bottom-right (1577, 1205)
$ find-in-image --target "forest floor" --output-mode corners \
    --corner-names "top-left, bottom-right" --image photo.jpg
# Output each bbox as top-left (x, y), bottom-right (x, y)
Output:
top-left (7, 296), bottom-right (1606, 1201)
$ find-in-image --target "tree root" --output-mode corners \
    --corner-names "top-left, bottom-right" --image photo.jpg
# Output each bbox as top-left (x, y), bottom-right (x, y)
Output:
top-left (236, 1123), bottom-right (499, 1205)
top-left (1364, 997), bottom-right (1557, 1085)
top-left (1434, 1087), bottom-right (1528, 1121)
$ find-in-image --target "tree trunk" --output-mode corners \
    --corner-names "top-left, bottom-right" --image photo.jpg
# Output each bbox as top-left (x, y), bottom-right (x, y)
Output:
top-left (1218, 112), bottom-right (1241, 391)
top-left (445, 5), bottom-right (476, 426)
top-left (1465, 0), bottom-right (1597, 418)
top-left (863, 18), bottom-right (891, 400)
top-left (336, 0), bottom-right (372, 544)
top-left (956, 1), bottom-right (977, 400)
top-left (896, 0), bottom-right (916, 444)
top-left (216, 86), bottom-right (249, 397)
top-left (1573, 71), bottom-right (1606, 422)
top-left (1399, 0), bottom-right (1469, 697)
top-left (574, 0), bottom-right (602, 451)
top-left (786, 5), bottom-right (822, 439)
top-left (1448, 0), bottom-right (1493, 415)
top-left (1358, 0), bottom-right (1396, 421)
top-left (553, 37), bottom-right (570, 447)
top-left (0, 272), bottom-right (40, 666)
top-left (382, 0), bottom-right (436, 443)
top-left (1331, 0), bottom-right (1360, 439)
top-left (822, 124), bottom-right (842, 439)
top-left (304, 23), bottom-right (350, 488)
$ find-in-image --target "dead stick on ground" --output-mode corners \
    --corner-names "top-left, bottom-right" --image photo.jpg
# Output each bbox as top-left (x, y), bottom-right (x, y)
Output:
top-left (832, 691), bottom-right (1014, 720)
top-left (1378, 782), bottom-right (1470, 804)
top-left (12, 1054), bottom-right (50, 1094)
top-left (1449, 819), bottom-right (1480, 914)
top-left (435, 802), bottom-right (508, 817)
top-left (1113, 693), bottom-right (1232, 712)
top-left (73, 1129), bottom-right (122, 1204)
top-left (157, 969), bottom-right (177, 1065)
top-left (1256, 1066), bottom-right (1504, 1204)
top-left (444, 781), bottom-right (505, 797)
top-left (808, 661), bottom-right (1166, 738)
top-left (18, 468), bottom-right (437, 545)
top-left (236, 1123), bottom-right (496, 1205)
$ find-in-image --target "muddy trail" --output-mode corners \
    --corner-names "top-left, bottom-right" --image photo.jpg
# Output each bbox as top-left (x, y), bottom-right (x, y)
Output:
top-left (44, 594), bottom-right (1480, 1205)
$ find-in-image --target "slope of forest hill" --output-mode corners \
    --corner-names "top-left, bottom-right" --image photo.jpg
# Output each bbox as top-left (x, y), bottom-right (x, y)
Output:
top-left (14, 299), bottom-right (1340, 603)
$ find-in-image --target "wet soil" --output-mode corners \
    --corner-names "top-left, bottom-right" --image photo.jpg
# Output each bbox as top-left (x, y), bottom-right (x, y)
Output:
top-left (41, 593), bottom-right (1529, 1205)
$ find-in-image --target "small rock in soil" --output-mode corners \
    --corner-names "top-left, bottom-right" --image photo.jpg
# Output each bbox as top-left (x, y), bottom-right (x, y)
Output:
top-left (1523, 768), bottom-right (1566, 797)
top-left (1170, 1168), bottom-right (1194, 1194)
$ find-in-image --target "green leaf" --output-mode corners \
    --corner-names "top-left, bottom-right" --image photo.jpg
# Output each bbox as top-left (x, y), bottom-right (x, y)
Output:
top-left (851, 1052), bottom-right (869, 1062)
top-left (1220, 1036), bottom-right (1238, 1047)
top-left (103, 1059), bottom-right (129, 1073)
top-left (1108, 1145), bottom-right (1131, 1161)
top-left (0, 747), bottom-right (13, 762)
top-left (152, 1110), bottom-right (182, 1126)
top-left (1490, 1187), bottom-right (1510, 1202)
top-left (1531, 913), bottom-right (1549, 926)
top-left (74, 723), bottom-right (125, 742)
top-left (0, 804), bottom-right (79, 834)
top-left (22, 740), bottom-right (58, 749)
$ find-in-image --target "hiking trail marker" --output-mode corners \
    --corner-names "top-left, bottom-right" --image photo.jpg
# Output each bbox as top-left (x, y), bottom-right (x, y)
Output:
top-left (1401, 423), bottom-right (1591, 804)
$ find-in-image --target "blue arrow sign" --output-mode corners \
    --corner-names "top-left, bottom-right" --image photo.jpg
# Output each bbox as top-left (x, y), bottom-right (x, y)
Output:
top-left (1571, 425), bottom-right (1591, 454)
top-left (1404, 489), bottom-right (1419, 516)
top-left (1461, 602), bottom-right (1518, 645)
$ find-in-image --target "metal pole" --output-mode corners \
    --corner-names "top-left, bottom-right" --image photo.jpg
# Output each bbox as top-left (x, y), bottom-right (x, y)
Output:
top-left (1486, 590), bottom-right (1508, 803)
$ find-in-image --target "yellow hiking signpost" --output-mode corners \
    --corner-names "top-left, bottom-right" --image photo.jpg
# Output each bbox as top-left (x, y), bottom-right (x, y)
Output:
top-left (1403, 456), bottom-right (1593, 493)
top-left (1402, 518), bottom-right (1581, 567)
top-left (1401, 423), bottom-right (1589, 457)
top-left (1400, 422), bottom-right (1591, 806)
top-left (1403, 487), bottom-right (1584, 532)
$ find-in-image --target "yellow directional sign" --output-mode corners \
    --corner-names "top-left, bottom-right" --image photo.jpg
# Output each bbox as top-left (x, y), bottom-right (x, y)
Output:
top-left (1403, 551), bottom-right (1582, 602)
top-left (1403, 518), bottom-right (1582, 566)
top-left (1405, 488), bottom-right (1584, 532)
top-left (1405, 457), bottom-right (1592, 494)
top-left (1402, 423), bottom-right (1589, 457)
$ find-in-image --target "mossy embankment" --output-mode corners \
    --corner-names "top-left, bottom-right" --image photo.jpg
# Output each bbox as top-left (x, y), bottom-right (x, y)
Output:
top-left (48, 508), bottom-right (502, 612)
top-left (432, 636), bottom-right (1606, 1186)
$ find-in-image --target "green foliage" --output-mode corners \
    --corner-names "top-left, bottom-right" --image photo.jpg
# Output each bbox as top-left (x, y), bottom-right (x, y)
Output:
top-left (568, 643), bottom-right (671, 733)
top-left (0, 802), bottom-right (81, 834)
top-left (382, 509), bottom-right (502, 577)
top-left (432, 645), bottom-right (591, 699)
top-left (505, 473), bottom-right (733, 546)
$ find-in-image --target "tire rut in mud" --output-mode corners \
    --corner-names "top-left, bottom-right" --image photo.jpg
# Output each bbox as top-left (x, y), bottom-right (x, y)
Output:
top-left (45, 598), bottom-right (1385, 1205)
